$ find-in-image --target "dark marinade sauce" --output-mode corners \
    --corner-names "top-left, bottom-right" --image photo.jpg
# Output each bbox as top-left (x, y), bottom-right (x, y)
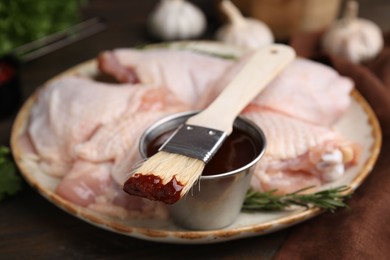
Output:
top-left (123, 174), bottom-right (183, 204)
top-left (146, 126), bottom-right (260, 176)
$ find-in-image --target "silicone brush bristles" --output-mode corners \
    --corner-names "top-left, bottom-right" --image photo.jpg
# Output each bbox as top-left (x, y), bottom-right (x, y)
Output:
top-left (123, 151), bottom-right (205, 204)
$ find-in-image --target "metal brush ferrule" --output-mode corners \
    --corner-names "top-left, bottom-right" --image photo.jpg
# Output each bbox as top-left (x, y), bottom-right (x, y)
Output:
top-left (159, 124), bottom-right (227, 163)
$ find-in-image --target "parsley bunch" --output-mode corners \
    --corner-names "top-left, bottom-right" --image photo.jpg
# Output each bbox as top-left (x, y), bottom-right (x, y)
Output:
top-left (0, 0), bottom-right (86, 56)
top-left (0, 146), bottom-right (22, 201)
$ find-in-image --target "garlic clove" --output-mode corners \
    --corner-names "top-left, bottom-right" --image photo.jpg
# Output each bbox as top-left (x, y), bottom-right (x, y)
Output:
top-left (148, 0), bottom-right (206, 41)
top-left (215, 0), bottom-right (274, 50)
top-left (321, 0), bottom-right (384, 63)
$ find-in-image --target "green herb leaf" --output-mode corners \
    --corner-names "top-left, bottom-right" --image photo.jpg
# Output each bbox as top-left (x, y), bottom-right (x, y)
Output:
top-left (242, 186), bottom-right (352, 212)
top-left (0, 146), bottom-right (22, 201)
top-left (0, 0), bottom-right (87, 56)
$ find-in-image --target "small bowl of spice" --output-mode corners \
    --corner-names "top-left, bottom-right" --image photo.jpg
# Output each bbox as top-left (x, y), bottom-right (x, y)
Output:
top-left (138, 111), bottom-right (266, 230)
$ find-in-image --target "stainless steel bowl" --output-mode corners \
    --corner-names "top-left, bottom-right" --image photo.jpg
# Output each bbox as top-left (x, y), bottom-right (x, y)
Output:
top-left (139, 111), bottom-right (266, 230)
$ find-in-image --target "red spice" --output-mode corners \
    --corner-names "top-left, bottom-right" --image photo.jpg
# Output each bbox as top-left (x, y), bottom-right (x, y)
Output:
top-left (0, 61), bottom-right (15, 84)
top-left (123, 173), bottom-right (183, 204)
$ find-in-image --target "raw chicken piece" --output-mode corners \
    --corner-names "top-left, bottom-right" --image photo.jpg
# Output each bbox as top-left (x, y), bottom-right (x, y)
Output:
top-left (56, 160), bottom-right (168, 219)
top-left (28, 75), bottom-right (185, 218)
top-left (196, 52), bottom-right (253, 108)
top-left (244, 110), bottom-right (359, 194)
top-left (97, 51), bottom-right (139, 83)
top-left (56, 160), bottom-right (112, 207)
top-left (199, 56), bottom-right (353, 126)
top-left (29, 76), bottom-right (136, 177)
top-left (74, 111), bottom-right (184, 163)
top-left (73, 87), bottom-right (186, 161)
top-left (248, 58), bottom-right (353, 126)
top-left (28, 76), bottom-right (188, 177)
top-left (98, 48), bottom-right (234, 105)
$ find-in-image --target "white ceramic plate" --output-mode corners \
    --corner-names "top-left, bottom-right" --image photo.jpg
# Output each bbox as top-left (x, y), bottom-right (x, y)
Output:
top-left (11, 42), bottom-right (381, 244)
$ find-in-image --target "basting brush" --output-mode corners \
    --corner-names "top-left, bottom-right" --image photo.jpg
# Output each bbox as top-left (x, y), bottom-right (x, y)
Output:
top-left (123, 44), bottom-right (296, 204)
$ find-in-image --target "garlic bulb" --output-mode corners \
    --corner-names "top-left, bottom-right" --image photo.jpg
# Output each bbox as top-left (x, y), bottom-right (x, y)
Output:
top-left (148, 0), bottom-right (206, 41)
top-left (215, 0), bottom-right (274, 49)
top-left (321, 0), bottom-right (384, 63)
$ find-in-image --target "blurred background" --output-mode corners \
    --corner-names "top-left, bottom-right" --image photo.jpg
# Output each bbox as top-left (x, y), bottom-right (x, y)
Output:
top-left (1, 0), bottom-right (389, 57)
top-left (1, 0), bottom-right (389, 144)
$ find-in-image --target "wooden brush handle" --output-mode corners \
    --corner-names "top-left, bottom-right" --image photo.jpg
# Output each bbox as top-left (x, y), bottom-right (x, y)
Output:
top-left (187, 44), bottom-right (296, 134)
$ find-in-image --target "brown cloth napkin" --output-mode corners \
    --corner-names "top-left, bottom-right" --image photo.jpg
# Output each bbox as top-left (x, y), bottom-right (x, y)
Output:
top-left (274, 32), bottom-right (390, 259)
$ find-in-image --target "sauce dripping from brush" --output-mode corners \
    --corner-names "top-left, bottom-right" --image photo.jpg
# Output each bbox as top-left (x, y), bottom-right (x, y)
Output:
top-left (146, 126), bottom-right (259, 175)
top-left (123, 174), bottom-right (182, 204)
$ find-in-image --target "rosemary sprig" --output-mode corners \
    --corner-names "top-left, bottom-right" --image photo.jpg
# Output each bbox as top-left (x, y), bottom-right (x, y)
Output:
top-left (242, 186), bottom-right (352, 212)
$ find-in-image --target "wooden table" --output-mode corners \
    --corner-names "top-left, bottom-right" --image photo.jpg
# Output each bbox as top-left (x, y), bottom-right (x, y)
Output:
top-left (1, 0), bottom-right (389, 258)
